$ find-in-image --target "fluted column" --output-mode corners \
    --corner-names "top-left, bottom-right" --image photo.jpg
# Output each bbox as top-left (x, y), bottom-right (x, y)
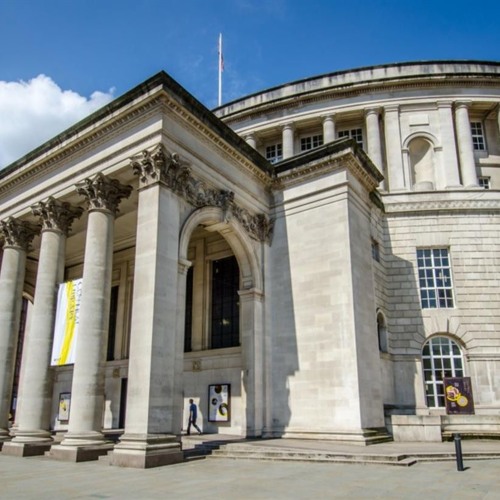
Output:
top-left (455, 101), bottom-right (478, 187)
top-left (282, 123), bottom-right (295, 159)
top-left (322, 115), bottom-right (336, 144)
top-left (0, 219), bottom-right (37, 446)
top-left (112, 144), bottom-right (184, 468)
top-left (52, 174), bottom-right (131, 461)
top-left (3, 200), bottom-right (82, 456)
top-left (384, 105), bottom-right (405, 191)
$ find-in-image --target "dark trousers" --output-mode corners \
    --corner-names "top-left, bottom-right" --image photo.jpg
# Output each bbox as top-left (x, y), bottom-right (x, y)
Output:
top-left (187, 418), bottom-right (201, 435)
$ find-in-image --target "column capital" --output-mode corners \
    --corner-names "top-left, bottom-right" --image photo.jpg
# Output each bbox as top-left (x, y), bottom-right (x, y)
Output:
top-left (364, 107), bottom-right (381, 117)
top-left (31, 197), bottom-right (83, 235)
top-left (76, 173), bottom-right (132, 214)
top-left (178, 258), bottom-right (192, 275)
top-left (384, 104), bottom-right (399, 114)
top-left (0, 217), bottom-right (38, 251)
top-left (436, 100), bottom-right (453, 109)
top-left (282, 122), bottom-right (295, 131)
top-left (321, 114), bottom-right (336, 123)
top-left (455, 100), bottom-right (472, 110)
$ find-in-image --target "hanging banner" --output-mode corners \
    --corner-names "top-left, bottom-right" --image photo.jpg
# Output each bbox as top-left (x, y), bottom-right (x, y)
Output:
top-left (50, 278), bottom-right (83, 366)
top-left (444, 377), bottom-right (475, 415)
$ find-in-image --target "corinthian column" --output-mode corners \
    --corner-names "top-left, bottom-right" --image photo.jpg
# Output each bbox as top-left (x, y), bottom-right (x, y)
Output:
top-left (3, 199), bottom-right (82, 457)
top-left (455, 101), bottom-right (478, 187)
top-left (0, 218), bottom-right (37, 448)
top-left (112, 144), bottom-right (184, 468)
top-left (50, 174), bottom-right (131, 462)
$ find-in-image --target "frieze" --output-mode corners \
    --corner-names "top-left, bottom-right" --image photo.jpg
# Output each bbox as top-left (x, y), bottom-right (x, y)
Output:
top-left (0, 217), bottom-right (39, 251)
top-left (76, 173), bottom-right (133, 214)
top-left (31, 197), bottom-right (83, 235)
top-left (385, 199), bottom-right (500, 214)
top-left (131, 144), bottom-right (273, 243)
top-left (221, 78), bottom-right (500, 126)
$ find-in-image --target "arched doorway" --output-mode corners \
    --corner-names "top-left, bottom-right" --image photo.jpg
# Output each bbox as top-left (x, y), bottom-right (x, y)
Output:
top-left (178, 207), bottom-right (264, 437)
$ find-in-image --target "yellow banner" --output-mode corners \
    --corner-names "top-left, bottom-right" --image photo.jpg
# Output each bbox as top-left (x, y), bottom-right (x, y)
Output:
top-left (51, 279), bottom-right (82, 366)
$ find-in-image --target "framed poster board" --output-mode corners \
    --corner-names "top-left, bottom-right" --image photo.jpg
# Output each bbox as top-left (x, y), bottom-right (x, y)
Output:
top-left (58, 392), bottom-right (71, 421)
top-left (444, 377), bottom-right (475, 415)
top-left (208, 384), bottom-right (230, 422)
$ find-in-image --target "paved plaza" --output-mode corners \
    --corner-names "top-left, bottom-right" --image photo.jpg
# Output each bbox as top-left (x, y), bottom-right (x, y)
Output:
top-left (1, 448), bottom-right (500, 499)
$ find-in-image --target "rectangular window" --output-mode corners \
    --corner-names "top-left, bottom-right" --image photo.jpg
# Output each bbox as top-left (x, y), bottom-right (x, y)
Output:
top-left (371, 239), bottom-right (380, 262)
top-left (470, 122), bottom-right (485, 151)
top-left (478, 176), bottom-right (491, 189)
top-left (107, 285), bottom-right (120, 361)
top-left (265, 143), bottom-right (283, 163)
top-left (417, 249), bottom-right (454, 309)
top-left (300, 134), bottom-right (323, 152)
top-left (184, 266), bottom-right (193, 352)
top-left (211, 256), bottom-right (240, 349)
top-left (338, 128), bottom-right (364, 148)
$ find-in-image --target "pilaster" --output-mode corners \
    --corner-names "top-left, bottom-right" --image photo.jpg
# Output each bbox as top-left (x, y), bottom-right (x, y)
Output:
top-left (437, 101), bottom-right (461, 188)
top-left (383, 105), bottom-right (405, 191)
top-left (239, 288), bottom-right (265, 437)
top-left (455, 101), bottom-right (479, 187)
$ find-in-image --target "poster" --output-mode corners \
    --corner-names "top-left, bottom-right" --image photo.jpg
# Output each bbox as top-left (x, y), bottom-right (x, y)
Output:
top-left (444, 377), bottom-right (475, 415)
top-left (58, 393), bottom-right (71, 421)
top-left (50, 279), bottom-right (83, 366)
top-left (208, 384), bottom-right (230, 422)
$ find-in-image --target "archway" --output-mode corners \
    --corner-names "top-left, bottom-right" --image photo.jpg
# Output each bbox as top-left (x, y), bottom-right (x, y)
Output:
top-left (178, 207), bottom-right (264, 437)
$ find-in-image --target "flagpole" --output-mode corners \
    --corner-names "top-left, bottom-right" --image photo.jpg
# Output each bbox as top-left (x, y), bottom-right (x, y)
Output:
top-left (218, 33), bottom-right (222, 107)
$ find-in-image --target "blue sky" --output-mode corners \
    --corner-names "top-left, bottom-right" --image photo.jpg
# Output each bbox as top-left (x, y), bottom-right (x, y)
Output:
top-left (1, 0), bottom-right (499, 167)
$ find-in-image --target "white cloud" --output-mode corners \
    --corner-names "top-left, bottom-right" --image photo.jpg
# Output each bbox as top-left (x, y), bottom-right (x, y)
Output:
top-left (0, 75), bottom-right (115, 168)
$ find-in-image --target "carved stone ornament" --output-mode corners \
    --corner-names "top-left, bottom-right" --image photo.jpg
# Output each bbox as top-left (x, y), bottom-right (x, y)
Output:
top-left (0, 217), bottom-right (39, 251)
top-left (131, 144), bottom-right (274, 243)
top-left (76, 173), bottom-right (133, 214)
top-left (31, 197), bottom-right (84, 235)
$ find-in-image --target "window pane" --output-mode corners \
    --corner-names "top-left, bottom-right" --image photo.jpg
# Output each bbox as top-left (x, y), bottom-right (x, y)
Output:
top-left (211, 256), bottom-right (240, 349)
top-left (422, 337), bottom-right (464, 408)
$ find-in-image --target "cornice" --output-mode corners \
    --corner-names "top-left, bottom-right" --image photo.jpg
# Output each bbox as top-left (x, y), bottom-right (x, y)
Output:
top-left (383, 196), bottom-right (500, 214)
top-left (274, 151), bottom-right (378, 193)
top-left (220, 78), bottom-right (500, 126)
top-left (158, 96), bottom-right (273, 187)
top-left (0, 98), bottom-right (162, 197)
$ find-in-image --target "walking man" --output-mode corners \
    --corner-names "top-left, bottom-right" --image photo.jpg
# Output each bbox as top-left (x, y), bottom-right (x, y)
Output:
top-left (187, 398), bottom-right (202, 435)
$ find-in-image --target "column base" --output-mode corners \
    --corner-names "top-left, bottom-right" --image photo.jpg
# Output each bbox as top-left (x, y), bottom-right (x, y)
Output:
top-left (48, 443), bottom-right (114, 462)
top-left (2, 440), bottom-right (52, 457)
top-left (110, 433), bottom-right (183, 468)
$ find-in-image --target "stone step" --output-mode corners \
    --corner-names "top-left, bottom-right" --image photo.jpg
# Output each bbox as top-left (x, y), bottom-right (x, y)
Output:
top-left (210, 451), bottom-right (416, 467)
top-left (209, 446), bottom-right (500, 466)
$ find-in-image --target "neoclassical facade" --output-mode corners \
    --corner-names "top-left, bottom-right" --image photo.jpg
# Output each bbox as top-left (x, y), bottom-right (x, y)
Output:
top-left (0, 61), bottom-right (499, 467)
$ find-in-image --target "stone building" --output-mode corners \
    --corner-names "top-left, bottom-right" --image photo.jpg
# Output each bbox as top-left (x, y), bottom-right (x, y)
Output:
top-left (0, 61), bottom-right (499, 468)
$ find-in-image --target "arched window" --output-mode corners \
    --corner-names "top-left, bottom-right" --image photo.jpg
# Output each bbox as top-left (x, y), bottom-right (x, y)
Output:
top-left (422, 337), bottom-right (464, 408)
top-left (377, 311), bottom-right (388, 352)
top-left (184, 227), bottom-right (241, 352)
top-left (409, 137), bottom-right (435, 190)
